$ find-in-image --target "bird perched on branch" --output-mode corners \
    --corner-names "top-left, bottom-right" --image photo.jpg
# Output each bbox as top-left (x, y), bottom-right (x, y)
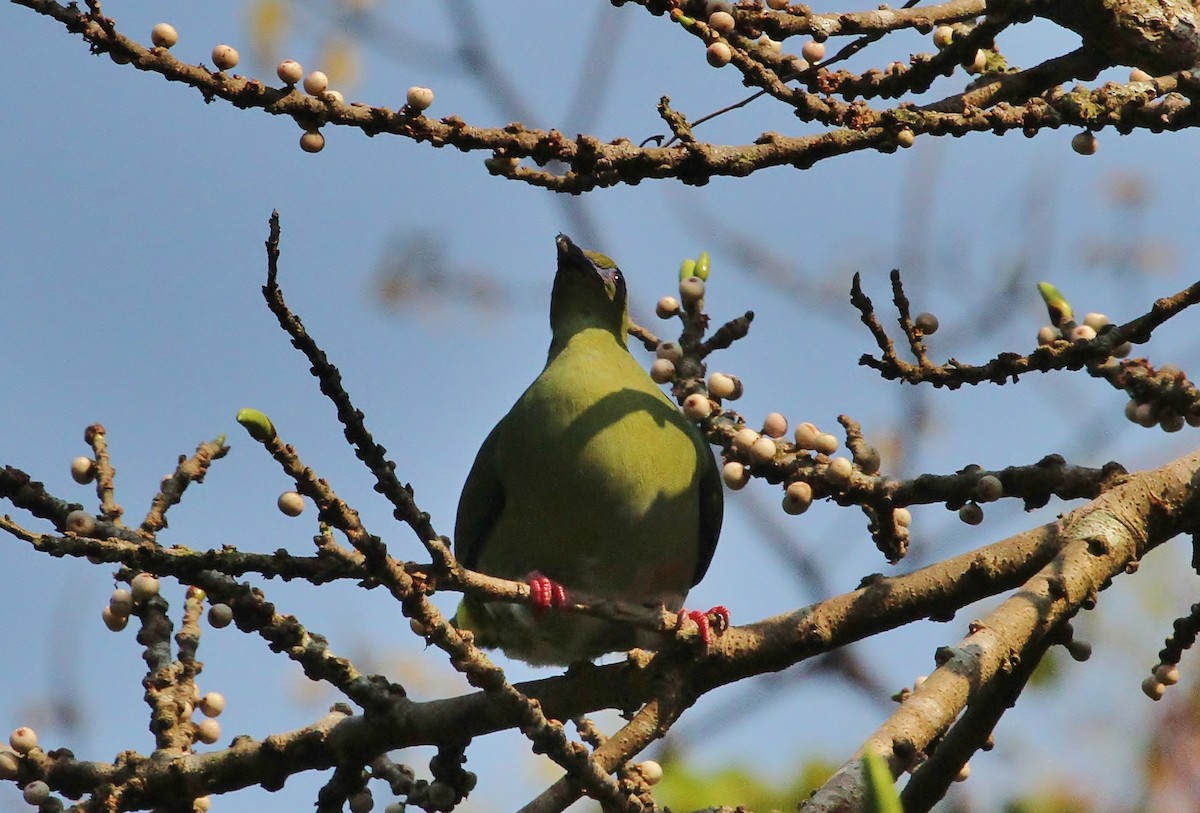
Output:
top-left (452, 234), bottom-right (724, 666)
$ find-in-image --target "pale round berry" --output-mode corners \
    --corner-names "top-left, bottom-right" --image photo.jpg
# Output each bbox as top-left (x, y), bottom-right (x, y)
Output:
top-left (1141, 676), bottom-right (1165, 700)
top-left (1071, 131), bottom-right (1098, 155)
top-left (706, 42), bottom-right (733, 68)
top-left (678, 275), bottom-right (706, 306)
top-left (70, 456), bottom-right (96, 484)
top-left (1036, 325), bottom-right (1060, 346)
top-left (300, 130), bottom-right (325, 153)
top-left (733, 427), bottom-right (760, 449)
top-left (813, 433), bottom-right (839, 456)
top-left (1066, 639), bottom-right (1092, 662)
top-left (656, 296), bottom-right (681, 319)
top-left (199, 692), bottom-right (226, 718)
top-left (194, 797), bottom-right (212, 813)
top-left (321, 89), bottom-right (344, 105)
top-left (638, 760), bottom-right (664, 785)
top-left (761, 412), bottom-right (788, 438)
top-left (211, 44), bottom-right (239, 71)
top-left (0, 749), bottom-right (18, 780)
top-left (974, 474), bottom-right (1003, 503)
top-left (915, 312), bottom-right (939, 335)
top-left (195, 718), bottom-right (221, 744)
top-left (965, 49), bottom-right (986, 74)
top-left (954, 762), bottom-right (970, 782)
top-left (349, 791), bottom-right (375, 813)
top-left (22, 780), bottom-right (50, 806)
top-left (682, 393), bottom-right (713, 421)
top-left (1130, 68), bottom-right (1153, 82)
top-left (958, 502), bottom-right (984, 525)
top-left (801, 40), bottom-right (825, 63)
top-left (64, 510), bottom-right (96, 536)
top-left (896, 129), bottom-right (915, 149)
top-left (707, 372), bottom-right (741, 400)
top-left (708, 11), bottom-right (735, 34)
top-left (793, 422), bottom-right (819, 450)
top-left (277, 59), bottom-right (303, 85)
top-left (782, 481), bottom-right (813, 515)
top-left (722, 461), bottom-right (749, 490)
top-left (9, 728), bottom-right (37, 755)
top-left (102, 605), bottom-right (129, 632)
top-left (151, 23), bottom-right (179, 49)
top-left (893, 507), bottom-right (912, 527)
top-left (1083, 312), bottom-right (1110, 330)
top-left (825, 457), bottom-right (853, 487)
top-left (1161, 414), bottom-right (1185, 433)
top-left (131, 573), bottom-right (160, 602)
top-left (277, 491), bottom-right (305, 517)
top-left (749, 436), bottom-right (777, 464)
top-left (1154, 663), bottom-right (1180, 685)
top-left (650, 358), bottom-right (676, 384)
top-left (406, 86), bottom-right (435, 111)
top-left (1134, 403), bottom-right (1157, 428)
top-left (303, 71), bottom-right (329, 96)
top-left (932, 25), bottom-right (953, 49)
top-left (207, 603), bottom-right (234, 628)
top-left (1069, 324), bottom-right (1096, 342)
top-left (656, 342), bottom-right (683, 363)
top-left (109, 588), bottom-right (134, 618)
top-left (1124, 400), bottom-right (1142, 423)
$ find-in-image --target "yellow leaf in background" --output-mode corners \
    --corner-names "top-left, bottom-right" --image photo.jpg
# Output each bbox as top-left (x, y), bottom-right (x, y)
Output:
top-left (245, 0), bottom-right (290, 68)
top-left (319, 35), bottom-right (360, 91)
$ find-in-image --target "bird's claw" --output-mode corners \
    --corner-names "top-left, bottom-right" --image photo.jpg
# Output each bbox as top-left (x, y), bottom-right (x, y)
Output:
top-left (527, 572), bottom-right (569, 618)
top-left (675, 605), bottom-right (730, 650)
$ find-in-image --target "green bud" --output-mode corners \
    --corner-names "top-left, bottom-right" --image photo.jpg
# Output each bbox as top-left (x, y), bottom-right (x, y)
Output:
top-left (679, 258), bottom-right (696, 281)
top-left (1037, 282), bottom-right (1074, 326)
top-left (236, 408), bottom-right (276, 442)
top-left (694, 251), bottom-right (711, 280)
top-left (863, 748), bottom-right (903, 813)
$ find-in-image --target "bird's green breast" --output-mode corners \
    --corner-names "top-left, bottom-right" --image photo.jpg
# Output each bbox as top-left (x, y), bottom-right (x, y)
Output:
top-left (478, 330), bottom-right (706, 603)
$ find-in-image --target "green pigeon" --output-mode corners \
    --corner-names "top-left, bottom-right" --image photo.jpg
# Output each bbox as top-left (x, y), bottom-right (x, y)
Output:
top-left (452, 234), bottom-right (725, 665)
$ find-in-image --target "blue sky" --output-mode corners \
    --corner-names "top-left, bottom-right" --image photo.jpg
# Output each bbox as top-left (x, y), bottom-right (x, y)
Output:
top-left (3, 3), bottom-right (1200, 812)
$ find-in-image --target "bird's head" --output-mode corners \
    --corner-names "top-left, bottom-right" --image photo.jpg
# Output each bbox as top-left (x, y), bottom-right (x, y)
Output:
top-left (550, 234), bottom-right (629, 348)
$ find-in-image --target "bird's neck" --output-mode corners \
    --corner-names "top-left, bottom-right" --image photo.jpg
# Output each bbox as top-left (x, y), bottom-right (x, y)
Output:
top-left (546, 324), bottom-right (628, 364)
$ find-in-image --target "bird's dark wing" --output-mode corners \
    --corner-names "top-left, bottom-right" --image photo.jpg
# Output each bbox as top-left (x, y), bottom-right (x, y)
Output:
top-left (454, 423), bottom-right (506, 570)
top-left (691, 445), bottom-right (724, 586)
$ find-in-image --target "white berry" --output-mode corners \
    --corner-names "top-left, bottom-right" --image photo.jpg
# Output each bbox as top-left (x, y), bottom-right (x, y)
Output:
top-left (707, 372), bottom-right (741, 400)
top-left (406, 86), bottom-right (434, 111)
top-left (208, 603), bottom-right (234, 628)
top-left (303, 71), bottom-right (329, 96)
top-left (300, 130), bottom-right (326, 153)
top-left (813, 433), bottom-right (839, 455)
top-left (706, 42), bottom-right (733, 68)
top-left (151, 23), bottom-right (178, 49)
top-left (801, 40), bottom-right (825, 63)
top-left (722, 462), bottom-right (749, 490)
top-left (102, 605), bottom-right (129, 632)
top-left (70, 456), bottom-right (96, 484)
top-left (656, 296), bottom-right (681, 319)
top-left (9, 728), bottom-right (37, 755)
top-left (277, 491), bottom-right (305, 517)
top-left (749, 436), bottom-right (777, 464)
top-left (22, 780), bottom-right (50, 806)
top-left (199, 692), bottom-right (226, 718)
top-left (682, 393), bottom-right (713, 421)
top-left (195, 718), bottom-right (221, 744)
top-left (678, 275), bottom-right (706, 306)
top-left (782, 481), bottom-right (813, 515)
top-left (131, 573), bottom-right (160, 602)
top-left (650, 358), bottom-right (676, 384)
top-left (825, 456), bottom-right (853, 487)
top-left (211, 44), bottom-right (239, 71)
top-left (1071, 131), bottom-right (1098, 155)
top-left (277, 59), bottom-right (303, 85)
top-left (761, 412), bottom-right (788, 438)
top-left (793, 422), bottom-right (819, 450)
top-left (637, 760), bottom-right (664, 785)
top-left (708, 11), bottom-right (735, 34)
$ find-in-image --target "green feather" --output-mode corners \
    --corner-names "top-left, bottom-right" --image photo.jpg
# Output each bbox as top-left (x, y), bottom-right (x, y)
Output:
top-left (453, 234), bottom-right (723, 665)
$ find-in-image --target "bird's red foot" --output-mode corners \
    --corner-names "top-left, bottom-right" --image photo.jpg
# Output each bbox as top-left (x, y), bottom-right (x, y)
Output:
top-left (527, 572), bottom-right (569, 618)
top-left (675, 605), bottom-right (731, 649)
